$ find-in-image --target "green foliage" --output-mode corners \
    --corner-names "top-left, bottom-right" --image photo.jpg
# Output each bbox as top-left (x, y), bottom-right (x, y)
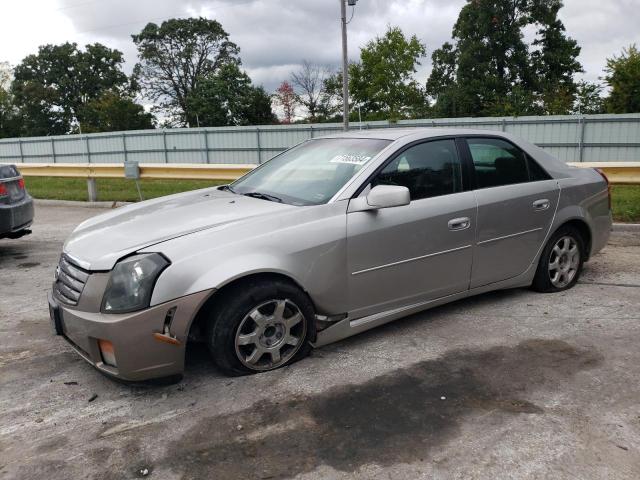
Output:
top-left (10, 42), bottom-right (133, 135)
top-left (79, 91), bottom-right (155, 133)
top-left (187, 63), bottom-right (276, 127)
top-left (132, 17), bottom-right (240, 126)
top-left (573, 81), bottom-right (605, 114)
top-left (604, 45), bottom-right (640, 114)
top-left (0, 62), bottom-right (21, 138)
top-left (427, 0), bottom-right (583, 117)
top-left (350, 26), bottom-right (427, 120)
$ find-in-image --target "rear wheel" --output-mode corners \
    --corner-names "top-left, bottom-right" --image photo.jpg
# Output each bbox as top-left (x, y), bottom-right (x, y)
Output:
top-left (206, 279), bottom-right (315, 376)
top-left (532, 226), bottom-right (585, 293)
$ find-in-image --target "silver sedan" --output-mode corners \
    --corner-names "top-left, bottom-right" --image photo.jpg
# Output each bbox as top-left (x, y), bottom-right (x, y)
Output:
top-left (48, 128), bottom-right (611, 381)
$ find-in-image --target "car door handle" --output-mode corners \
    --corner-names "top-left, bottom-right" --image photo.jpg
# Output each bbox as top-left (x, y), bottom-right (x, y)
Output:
top-left (448, 217), bottom-right (471, 231)
top-left (533, 199), bottom-right (550, 211)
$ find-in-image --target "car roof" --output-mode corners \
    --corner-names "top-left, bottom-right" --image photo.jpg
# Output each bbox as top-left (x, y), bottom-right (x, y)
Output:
top-left (317, 127), bottom-right (509, 141)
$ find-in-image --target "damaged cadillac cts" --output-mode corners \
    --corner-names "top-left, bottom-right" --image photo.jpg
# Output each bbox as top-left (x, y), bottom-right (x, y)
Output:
top-left (48, 128), bottom-right (612, 381)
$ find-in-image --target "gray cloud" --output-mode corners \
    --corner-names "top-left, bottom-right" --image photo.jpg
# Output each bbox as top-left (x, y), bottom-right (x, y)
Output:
top-left (2, 0), bottom-right (637, 93)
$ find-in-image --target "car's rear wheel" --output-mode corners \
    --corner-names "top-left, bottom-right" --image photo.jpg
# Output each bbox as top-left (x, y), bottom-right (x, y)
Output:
top-left (206, 278), bottom-right (315, 376)
top-left (532, 225), bottom-right (585, 293)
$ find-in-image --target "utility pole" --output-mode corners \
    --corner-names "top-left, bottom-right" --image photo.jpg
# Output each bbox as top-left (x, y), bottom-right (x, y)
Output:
top-left (340, 0), bottom-right (350, 131)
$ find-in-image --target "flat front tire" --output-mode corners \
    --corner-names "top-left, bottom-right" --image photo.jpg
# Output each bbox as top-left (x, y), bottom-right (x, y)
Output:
top-left (206, 279), bottom-right (315, 376)
top-left (532, 225), bottom-right (585, 293)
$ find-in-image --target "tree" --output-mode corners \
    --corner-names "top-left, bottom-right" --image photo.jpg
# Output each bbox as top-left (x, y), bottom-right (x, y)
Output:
top-left (573, 81), bottom-right (605, 114)
top-left (187, 63), bottom-right (276, 127)
top-left (0, 62), bottom-right (21, 138)
top-left (427, 0), bottom-right (582, 117)
top-left (603, 44), bottom-right (640, 113)
top-left (274, 81), bottom-right (297, 124)
top-left (80, 91), bottom-right (155, 133)
top-left (350, 26), bottom-right (427, 120)
top-left (132, 17), bottom-right (240, 126)
top-left (291, 60), bottom-right (331, 122)
top-left (11, 42), bottom-right (131, 135)
top-left (530, 0), bottom-right (583, 114)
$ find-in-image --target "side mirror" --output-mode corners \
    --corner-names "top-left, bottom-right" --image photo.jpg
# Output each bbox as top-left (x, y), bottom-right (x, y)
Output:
top-left (349, 185), bottom-right (410, 212)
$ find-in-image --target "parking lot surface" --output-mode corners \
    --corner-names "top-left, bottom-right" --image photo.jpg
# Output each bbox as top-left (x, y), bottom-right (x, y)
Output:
top-left (1, 203), bottom-right (639, 480)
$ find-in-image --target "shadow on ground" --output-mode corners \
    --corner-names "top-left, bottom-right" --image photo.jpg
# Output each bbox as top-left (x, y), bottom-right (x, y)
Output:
top-left (153, 339), bottom-right (601, 479)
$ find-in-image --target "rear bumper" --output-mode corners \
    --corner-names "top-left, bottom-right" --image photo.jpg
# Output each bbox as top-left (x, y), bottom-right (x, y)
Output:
top-left (0, 195), bottom-right (34, 238)
top-left (48, 289), bottom-right (213, 381)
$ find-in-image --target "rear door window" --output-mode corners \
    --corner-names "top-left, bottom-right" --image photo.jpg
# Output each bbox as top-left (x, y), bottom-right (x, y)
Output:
top-left (467, 138), bottom-right (549, 188)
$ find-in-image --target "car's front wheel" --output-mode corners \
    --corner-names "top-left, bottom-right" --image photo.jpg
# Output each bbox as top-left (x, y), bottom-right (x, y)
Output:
top-left (532, 225), bottom-right (585, 293)
top-left (206, 278), bottom-right (315, 376)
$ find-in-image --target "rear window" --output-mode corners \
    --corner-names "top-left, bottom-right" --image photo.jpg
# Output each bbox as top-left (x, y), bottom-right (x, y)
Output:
top-left (0, 165), bottom-right (19, 179)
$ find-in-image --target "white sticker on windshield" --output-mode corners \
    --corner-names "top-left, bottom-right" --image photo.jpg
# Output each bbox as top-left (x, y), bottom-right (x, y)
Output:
top-left (329, 154), bottom-right (371, 166)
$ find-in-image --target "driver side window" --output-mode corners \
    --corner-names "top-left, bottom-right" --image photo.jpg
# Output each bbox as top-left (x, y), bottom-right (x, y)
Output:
top-left (372, 139), bottom-right (463, 201)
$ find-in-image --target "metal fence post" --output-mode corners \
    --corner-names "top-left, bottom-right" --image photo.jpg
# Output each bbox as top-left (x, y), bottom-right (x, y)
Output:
top-left (310, 125), bottom-right (314, 138)
top-left (202, 129), bottom-right (209, 164)
top-left (122, 134), bottom-right (128, 163)
top-left (18, 138), bottom-right (24, 163)
top-left (51, 138), bottom-right (57, 163)
top-left (578, 116), bottom-right (587, 163)
top-left (84, 135), bottom-right (91, 163)
top-left (162, 130), bottom-right (169, 163)
top-left (256, 127), bottom-right (262, 164)
top-left (501, 118), bottom-right (507, 132)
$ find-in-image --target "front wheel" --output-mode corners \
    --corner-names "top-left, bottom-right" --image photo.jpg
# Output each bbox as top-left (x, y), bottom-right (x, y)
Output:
top-left (206, 279), bottom-right (315, 376)
top-left (532, 226), bottom-right (585, 293)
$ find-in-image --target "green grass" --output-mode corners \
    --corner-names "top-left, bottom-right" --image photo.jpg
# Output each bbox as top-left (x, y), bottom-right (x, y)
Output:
top-left (24, 176), bottom-right (226, 202)
top-left (611, 185), bottom-right (640, 223)
top-left (23, 177), bottom-right (640, 223)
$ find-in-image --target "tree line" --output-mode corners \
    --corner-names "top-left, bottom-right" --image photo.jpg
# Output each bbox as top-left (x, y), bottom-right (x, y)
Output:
top-left (1, 0), bottom-right (638, 139)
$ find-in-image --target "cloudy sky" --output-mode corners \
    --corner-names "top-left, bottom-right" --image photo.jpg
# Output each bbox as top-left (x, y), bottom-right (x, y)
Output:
top-left (0, 0), bottom-right (637, 92)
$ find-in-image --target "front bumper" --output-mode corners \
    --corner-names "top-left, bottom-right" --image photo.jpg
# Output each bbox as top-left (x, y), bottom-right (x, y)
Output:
top-left (0, 195), bottom-right (34, 238)
top-left (48, 289), bottom-right (212, 381)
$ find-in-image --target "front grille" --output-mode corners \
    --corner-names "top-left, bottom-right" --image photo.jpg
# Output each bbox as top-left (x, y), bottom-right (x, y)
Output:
top-left (53, 255), bottom-right (90, 306)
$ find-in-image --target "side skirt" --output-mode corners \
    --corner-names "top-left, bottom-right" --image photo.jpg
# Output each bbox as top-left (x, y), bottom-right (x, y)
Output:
top-left (312, 266), bottom-right (536, 348)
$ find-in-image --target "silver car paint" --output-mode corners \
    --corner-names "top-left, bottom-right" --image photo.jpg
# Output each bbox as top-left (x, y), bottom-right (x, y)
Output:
top-left (59, 128), bottom-right (611, 365)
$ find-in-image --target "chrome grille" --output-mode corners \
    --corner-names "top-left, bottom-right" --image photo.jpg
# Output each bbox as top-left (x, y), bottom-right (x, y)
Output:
top-left (53, 255), bottom-right (90, 306)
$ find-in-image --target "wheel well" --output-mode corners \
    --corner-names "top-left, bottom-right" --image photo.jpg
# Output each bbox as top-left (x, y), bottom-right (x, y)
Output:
top-left (187, 272), bottom-right (311, 343)
top-left (559, 219), bottom-right (592, 260)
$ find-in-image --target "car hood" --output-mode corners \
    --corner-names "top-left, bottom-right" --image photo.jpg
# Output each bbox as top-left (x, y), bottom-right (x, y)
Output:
top-left (63, 187), bottom-right (295, 270)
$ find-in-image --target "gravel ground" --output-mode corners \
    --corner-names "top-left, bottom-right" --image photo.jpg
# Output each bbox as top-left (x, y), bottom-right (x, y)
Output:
top-left (1, 204), bottom-right (639, 480)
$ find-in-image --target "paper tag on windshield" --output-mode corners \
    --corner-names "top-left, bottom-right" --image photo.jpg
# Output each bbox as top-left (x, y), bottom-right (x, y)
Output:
top-left (329, 154), bottom-right (371, 166)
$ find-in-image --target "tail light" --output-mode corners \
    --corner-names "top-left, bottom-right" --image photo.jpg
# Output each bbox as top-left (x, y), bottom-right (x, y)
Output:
top-left (18, 178), bottom-right (25, 189)
top-left (0, 183), bottom-right (7, 197)
top-left (595, 168), bottom-right (611, 211)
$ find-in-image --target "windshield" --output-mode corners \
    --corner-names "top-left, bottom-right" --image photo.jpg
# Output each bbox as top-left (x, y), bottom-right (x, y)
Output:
top-left (230, 138), bottom-right (391, 205)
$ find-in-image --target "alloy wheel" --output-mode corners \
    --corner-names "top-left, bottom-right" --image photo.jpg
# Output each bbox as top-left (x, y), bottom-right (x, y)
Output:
top-left (234, 299), bottom-right (306, 371)
top-left (548, 235), bottom-right (580, 288)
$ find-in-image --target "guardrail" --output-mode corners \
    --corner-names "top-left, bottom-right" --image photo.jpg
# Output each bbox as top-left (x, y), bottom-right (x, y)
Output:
top-left (14, 161), bottom-right (640, 202)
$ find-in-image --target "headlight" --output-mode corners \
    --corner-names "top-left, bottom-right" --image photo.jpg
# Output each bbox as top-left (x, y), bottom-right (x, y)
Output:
top-left (101, 253), bottom-right (169, 313)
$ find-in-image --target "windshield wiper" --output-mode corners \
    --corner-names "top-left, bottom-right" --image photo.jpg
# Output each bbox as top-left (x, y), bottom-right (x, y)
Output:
top-left (243, 191), bottom-right (283, 203)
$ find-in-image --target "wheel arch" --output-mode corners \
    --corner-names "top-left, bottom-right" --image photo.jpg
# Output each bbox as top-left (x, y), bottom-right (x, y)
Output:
top-left (186, 271), bottom-right (315, 344)
top-left (552, 218), bottom-right (593, 261)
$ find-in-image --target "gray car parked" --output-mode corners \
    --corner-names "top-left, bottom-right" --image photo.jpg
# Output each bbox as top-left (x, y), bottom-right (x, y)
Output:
top-left (48, 128), bottom-right (611, 381)
top-left (0, 164), bottom-right (34, 239)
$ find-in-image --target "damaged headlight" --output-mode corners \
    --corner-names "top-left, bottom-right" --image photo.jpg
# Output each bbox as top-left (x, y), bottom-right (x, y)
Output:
top-left (101, 253), bottom-right (169, 313)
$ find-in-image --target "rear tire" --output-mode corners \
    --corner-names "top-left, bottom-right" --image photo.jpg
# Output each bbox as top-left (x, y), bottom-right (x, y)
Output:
top-left (206, 278), bottom-right (315, 376)
top-left (532, 225), bottom-right (585, 293)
